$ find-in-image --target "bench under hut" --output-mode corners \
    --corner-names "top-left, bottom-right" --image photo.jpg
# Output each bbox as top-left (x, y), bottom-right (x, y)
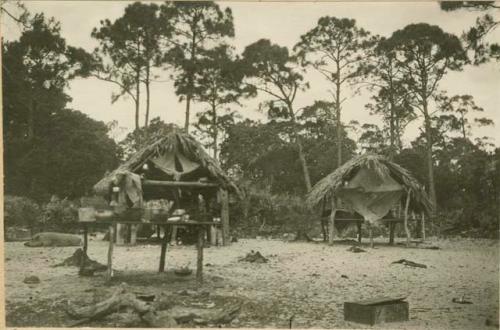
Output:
top-left (307, 154), bottom-right (432, 247)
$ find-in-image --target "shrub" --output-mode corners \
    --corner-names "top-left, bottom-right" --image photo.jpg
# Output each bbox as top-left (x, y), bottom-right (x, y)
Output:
top-left (4, 195), bottom-right (41, 231)
top-left (39, 195), bottom-right (78, 232)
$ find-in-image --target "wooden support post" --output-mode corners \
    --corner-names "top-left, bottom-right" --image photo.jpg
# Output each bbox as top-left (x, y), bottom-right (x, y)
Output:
top-left (369, 224), bottom-right (374, 248)
top-left (159, 226), bottom-right (169, 273)
top-left (357, 221), bottom-right (362, 243)
top-left (421, 212), bottom-right (426, 241)
top-left (83, 224), bottom-right (88, 255)
top-left (170, 226), bottom-right (178, 244)
top-left (210, 225), bottom-right (217, 246)
top-left (196, 227), bottom-right (204, 287)
top-left (106, 223), bottom-right (116, 282)
top-left (130, 224), bottom-right (137, 245)
top-left (389, 222), bottom-right (395, 245)
top-left (404, 190), bottom-right (412, 247)
top-left (220, 189), bottom-right (230, 246)
top-left (328, 198), bottom-right (336, 246)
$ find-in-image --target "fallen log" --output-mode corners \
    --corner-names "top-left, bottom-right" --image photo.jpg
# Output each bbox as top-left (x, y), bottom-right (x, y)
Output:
top-left (391, 259), bottom-right (427, 268)
top-left (168, 304), bottom-right (241, 325)
top-left (65, 284), bottom-right (151, 321)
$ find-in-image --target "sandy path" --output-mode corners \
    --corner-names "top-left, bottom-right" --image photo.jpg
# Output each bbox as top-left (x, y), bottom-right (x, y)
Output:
top-left (4, 237), bottom-right (499, 329)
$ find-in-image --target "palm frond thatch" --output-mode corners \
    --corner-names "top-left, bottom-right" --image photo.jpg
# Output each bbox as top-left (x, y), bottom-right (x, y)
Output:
top-left (93, 131), bottom-right (240, 196)
top-left (306, 153), bottom-right (433, 215)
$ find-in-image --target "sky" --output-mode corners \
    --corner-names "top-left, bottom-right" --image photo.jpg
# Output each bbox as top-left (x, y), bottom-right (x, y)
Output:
top-left (2, 1), bottom-right (499, 145)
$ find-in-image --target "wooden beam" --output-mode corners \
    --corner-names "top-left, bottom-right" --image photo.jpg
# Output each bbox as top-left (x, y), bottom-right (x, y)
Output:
top-left (142, 180), bottom-right (219, 188)
top-left (389, 222), bottom-right (395, 245)
top-left (404, 190), bottom-right (412, 247)
top-left (159, 227), bottom-right (169, 273)
top-left (106, 224), bottom-right (116, 281)
top-left (220, 189), bottom-right (230, 246)
top-left (328, 197), bottom-right (336, 246)
top-left (196, 227), bottom-right (204, 287)
top-left (421, 212), bottom-right (426, 241)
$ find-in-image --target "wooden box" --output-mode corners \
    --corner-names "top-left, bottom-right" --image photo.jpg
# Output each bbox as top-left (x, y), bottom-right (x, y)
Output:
top-left (344, 297), bottom-right (409, 325)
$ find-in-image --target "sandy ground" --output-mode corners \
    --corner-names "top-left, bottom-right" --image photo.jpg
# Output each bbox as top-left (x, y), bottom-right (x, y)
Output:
top-left (4, 236), bottom-right (499, 329)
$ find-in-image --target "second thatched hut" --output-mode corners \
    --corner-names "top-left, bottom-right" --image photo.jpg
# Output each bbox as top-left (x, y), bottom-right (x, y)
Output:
top-left (307, 153), bottom-right (432, 246)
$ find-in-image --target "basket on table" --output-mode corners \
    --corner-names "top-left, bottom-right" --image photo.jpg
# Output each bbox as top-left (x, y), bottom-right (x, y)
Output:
top-left (144, 208), bottom-right (171, 222)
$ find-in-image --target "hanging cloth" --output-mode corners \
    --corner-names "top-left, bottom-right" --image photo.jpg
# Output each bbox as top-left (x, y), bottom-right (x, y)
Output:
top-left (338, 167), bottom-right (403, 223)
top-left (151, 152), bottom-right (200, 180)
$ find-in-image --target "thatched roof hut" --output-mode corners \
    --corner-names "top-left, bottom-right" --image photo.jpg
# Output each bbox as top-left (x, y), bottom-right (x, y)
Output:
top-left (307, 153), bottom-right (432, 216)
top-left (94, 131), bottom-right (239, 196)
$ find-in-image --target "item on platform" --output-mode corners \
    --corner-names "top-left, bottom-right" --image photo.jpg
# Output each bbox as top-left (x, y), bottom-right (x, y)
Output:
top-left (78, 207), bottom-right (96, 222)
top-left (172, 209), bottom-right (187, 216)
top-left (199, 177), bottom-right (209, 183)
top-left (95, 210), bottom-right (115, 221)
top-left (167, 216), bottom-right (182, 222)
top-left (143, 199), bottom-right (174, 222)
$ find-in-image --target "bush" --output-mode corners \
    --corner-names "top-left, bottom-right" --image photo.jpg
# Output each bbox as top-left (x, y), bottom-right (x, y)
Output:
top-left (4, 195), bottom-right (41, 231)
top-left (39, 195), bottom-right (78, 232)
top-left (230, 184), bottom-right (316, 238)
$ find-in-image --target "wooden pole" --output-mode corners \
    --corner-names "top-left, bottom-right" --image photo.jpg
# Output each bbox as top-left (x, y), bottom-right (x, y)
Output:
top-left (196, 226), bottom-right (204, 287)
top-left (357, 221), bottom-right (362, 243)
top-left (83, 224), bottom-right (88, 255)
top-left (142, 180), bottom-right (219, 188)
top-left (421, 212), bottom-right (426, 241)
top-left (328, 197), bottom-right (336, 246)
top-left (106, 224), bottom-right (115, 281)
top-left (220, 189), bottom-right (230, 246)
top-left (368, 223), bottom-right (373, 248)
top-left (404, 190), bottom-right (412, 247)
top-left (159, 225), bottom-right (169, 273)
top-left (389, 222), bottom-right (395, 245)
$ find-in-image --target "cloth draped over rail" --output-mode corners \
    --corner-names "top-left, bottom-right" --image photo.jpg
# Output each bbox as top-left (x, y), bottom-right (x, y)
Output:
top-left (337, 167), bottom-right (403, 224)
top-left (111, 171), bottom-right (144, 208)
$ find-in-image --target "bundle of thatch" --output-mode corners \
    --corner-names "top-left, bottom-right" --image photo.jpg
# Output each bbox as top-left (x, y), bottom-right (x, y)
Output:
top-left (94, 131), bottom-right (240, 196)
top-left (307, 154), bottom-right (432, 215)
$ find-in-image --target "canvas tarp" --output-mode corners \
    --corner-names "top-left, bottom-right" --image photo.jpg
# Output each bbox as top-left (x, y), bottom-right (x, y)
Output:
top-left (151, 152), bottom-right (200, 180)
top-left (338, 167), bottom-right (403, 223)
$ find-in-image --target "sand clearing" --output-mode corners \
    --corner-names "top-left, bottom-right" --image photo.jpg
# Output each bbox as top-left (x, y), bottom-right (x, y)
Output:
top-left (4, 237), bottom-right (499, 329)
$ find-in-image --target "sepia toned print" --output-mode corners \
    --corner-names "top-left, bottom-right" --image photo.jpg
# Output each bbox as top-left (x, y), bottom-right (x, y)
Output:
top-left (1, 1), bottom-right (499, 329)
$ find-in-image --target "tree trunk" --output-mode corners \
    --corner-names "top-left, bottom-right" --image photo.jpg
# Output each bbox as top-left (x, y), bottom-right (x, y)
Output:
top-left (212, 103), bottom-right (218, 160)
top-left (28, 98), bottom-right (35, 141)
top-left (389, 97), bottom-right (396, 160)
top-left (145, 63), bottom-right (151, 128)
top-left (423, 100), bottom-right (437, 213)
top-left (336, 60), bottom-right (342, 167)
top-left (134, 42), bottom-right (141, 131)
top-left (184, 27), bottom-right (197, 133)
top-left (288, 104), bottom-right (312, 191)
top-left (184, 93), bottom-right (191, 132)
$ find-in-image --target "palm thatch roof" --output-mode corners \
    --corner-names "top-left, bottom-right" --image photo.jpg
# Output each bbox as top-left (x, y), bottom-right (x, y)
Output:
top-left (94, 131), bottom-right (240, 195)
top-left (306, 153), bottom-right (433, 215)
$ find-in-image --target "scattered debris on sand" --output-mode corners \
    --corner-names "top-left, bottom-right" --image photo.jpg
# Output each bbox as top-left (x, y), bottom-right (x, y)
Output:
top-left (347, 246), bottom-right (366, 253)
top-left (391, 259), bottom-right (427, 268)
top-left (238, 250), bottom-right (268, 263)
top-left (23, 276), bottom-right (40, 284)
top-left (452, 296), bottom-right (472, 304)
top-left (53, 248), bottom-right (107, 276)
top-left (64, 284), bottom-right (241, 327)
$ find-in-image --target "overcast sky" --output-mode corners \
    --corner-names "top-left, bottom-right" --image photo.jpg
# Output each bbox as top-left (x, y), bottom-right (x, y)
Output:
top-left (2, 1), bottom-right (499, 146)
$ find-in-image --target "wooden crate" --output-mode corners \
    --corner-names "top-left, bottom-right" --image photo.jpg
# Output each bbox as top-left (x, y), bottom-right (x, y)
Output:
top-left (344, 297), bottom-right (409, 325)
